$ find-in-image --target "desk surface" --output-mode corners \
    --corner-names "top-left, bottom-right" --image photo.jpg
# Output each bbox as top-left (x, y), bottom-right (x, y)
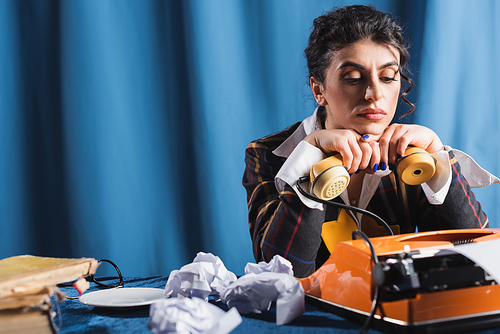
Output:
top-left (57, 276), bottom-right (500, 334)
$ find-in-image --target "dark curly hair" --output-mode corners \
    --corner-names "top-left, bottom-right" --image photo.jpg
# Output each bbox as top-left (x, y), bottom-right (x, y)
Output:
top-left (305, 5), bottom-right (414, 119)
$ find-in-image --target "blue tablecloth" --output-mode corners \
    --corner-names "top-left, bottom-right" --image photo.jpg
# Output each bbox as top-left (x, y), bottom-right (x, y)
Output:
top-left (56, 276), bottom-right (500, 334)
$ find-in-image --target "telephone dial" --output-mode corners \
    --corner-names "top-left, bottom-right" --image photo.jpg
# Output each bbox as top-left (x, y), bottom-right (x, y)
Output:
top-left (309, 146), bottom-right (437, 200)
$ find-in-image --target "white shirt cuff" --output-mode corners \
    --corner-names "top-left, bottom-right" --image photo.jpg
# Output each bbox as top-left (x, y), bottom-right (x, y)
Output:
top-left (421, 146), bottom-right (500, 205)
top-left (421, 149), bottom-right (452, 205)
top-left (275, 141), bottom-right (325, 210)
top-left (452, 149), bottom-right (500, 187)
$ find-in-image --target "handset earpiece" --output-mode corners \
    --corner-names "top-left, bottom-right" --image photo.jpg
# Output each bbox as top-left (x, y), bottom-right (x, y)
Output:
top-left (310, 154), bottom-right (349, 200)
top-left (395, 147), bottom-right (437, 185)
top-left (308, 147), bottom-right (436, 201)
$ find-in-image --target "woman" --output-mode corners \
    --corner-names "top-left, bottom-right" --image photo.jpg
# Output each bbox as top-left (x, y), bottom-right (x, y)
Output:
top-left (243, 5), bottom-right (498, 278)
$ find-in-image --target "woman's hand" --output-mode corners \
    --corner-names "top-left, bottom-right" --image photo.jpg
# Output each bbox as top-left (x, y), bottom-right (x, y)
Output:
top-left (304, 129), bottom-right (381, 174)
top-left (304, 124), bottom-right (443, 174)
top-left (377, 123), bottom-right (444, 167)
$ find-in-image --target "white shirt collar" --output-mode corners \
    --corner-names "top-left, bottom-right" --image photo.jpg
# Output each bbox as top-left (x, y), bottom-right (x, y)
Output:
top-left (273, 108), bottom-right (321, 158)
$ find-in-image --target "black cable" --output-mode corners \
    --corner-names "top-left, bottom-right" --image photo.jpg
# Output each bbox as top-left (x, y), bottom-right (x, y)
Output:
top-left (352, 230), bottom-right (381, 334)
top-left (352, 230), bottom-right (379, 265)
top-left (296, 176), bottom-right (391, 333)
top-left (57, 259), bottom-right (124, 299)
top-left (90, 259), bottom-right (124, 288)
top-left (296, 176), bottom-right (394, 236)
top-left (358, 286), bottom-right (380, 334)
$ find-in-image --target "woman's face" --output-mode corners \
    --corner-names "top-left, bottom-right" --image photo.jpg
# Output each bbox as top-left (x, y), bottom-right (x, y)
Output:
top-left (311, 40), bottom-right (401, 136)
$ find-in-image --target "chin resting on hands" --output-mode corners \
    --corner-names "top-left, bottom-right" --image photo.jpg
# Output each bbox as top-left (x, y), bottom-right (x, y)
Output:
top-left (304, 124), bottom-right (443, 174)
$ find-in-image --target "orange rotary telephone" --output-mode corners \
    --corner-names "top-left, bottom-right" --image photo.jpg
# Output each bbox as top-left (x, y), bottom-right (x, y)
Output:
top-left (300, 229), bottom-right (500, 333)
top-left (309, 146), bottom-right (437, 200)
top-left (300, 147), bottom-right (500, 334)
top-left (303, 146), bottom-right (438, 253)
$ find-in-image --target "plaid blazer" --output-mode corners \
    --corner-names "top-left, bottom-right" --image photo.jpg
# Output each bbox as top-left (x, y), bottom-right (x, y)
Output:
top-left (243, 122), bottom-right (488, 278)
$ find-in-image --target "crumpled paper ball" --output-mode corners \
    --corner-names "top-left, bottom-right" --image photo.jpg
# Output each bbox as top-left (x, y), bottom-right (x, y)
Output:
top-left (164, 252), bottom-right (237, 300)
top-left (148, 296), bottom-right (242, 334)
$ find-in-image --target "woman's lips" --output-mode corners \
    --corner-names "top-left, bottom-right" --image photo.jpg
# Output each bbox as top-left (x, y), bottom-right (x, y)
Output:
top-left (358, 108), bottom-right (386, 120)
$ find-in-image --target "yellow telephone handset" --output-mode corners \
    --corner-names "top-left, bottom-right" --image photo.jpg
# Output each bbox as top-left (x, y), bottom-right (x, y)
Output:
top-left (309, 154), bottom-right (350, 201)
top-left (395, 146), bottom-right (436, 185)
top-left (309, 147), bottom-right (436, 200)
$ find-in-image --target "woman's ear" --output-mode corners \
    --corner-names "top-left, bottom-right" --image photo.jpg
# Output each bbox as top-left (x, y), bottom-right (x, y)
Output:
top-left (310, 77), bottom-right (327, 106)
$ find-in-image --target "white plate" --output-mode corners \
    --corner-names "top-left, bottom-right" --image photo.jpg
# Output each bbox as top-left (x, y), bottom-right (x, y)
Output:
top-left (79, 287), bottom-right (166, 307)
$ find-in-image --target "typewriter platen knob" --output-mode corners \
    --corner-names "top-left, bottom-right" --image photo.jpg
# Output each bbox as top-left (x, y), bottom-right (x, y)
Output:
top-left (372, 262), bottom-right (392, 287)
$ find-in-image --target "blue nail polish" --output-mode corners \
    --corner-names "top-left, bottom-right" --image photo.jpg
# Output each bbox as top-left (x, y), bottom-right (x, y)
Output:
top-left (355, 169), bottom-right (362, 174)
top-left (349, 173), bottom-right (353, 176)
top-left (381, 162), bottom-right (387, 170)
top-left (362, 134), bottom-right (369, 140)
top-left (373, 164), bottom-right (378, 172)
top-left (397, 154), bottom-right (402, 159)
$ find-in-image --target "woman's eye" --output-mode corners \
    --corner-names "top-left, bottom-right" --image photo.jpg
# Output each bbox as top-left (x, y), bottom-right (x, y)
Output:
top-left (380, 77), bottom-right (397, 82)
top-left (344, 77), bottom-right (362, 84)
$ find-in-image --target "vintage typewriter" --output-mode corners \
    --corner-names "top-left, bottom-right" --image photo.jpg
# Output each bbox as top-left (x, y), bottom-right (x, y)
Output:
top-left (300, 229), bottom-right (500, 333)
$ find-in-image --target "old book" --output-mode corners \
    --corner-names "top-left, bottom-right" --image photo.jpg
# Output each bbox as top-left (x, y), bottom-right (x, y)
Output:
top-left (0, 255), bottom-right (99, 333)
top-left (0, 255), bottom-right (99, 299)
top-left (0, 307), bottom-right (56, 334)
top-left (0, 288), bottom-right (56, 334)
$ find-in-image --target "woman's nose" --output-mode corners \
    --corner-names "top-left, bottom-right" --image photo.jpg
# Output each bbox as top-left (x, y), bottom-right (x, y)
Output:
top-left (365, 80), bottom-right (383, 102)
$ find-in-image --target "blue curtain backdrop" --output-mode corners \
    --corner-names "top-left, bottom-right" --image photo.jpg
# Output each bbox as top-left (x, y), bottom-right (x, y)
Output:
top-left (0, 0), bottom-right (498, 277)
